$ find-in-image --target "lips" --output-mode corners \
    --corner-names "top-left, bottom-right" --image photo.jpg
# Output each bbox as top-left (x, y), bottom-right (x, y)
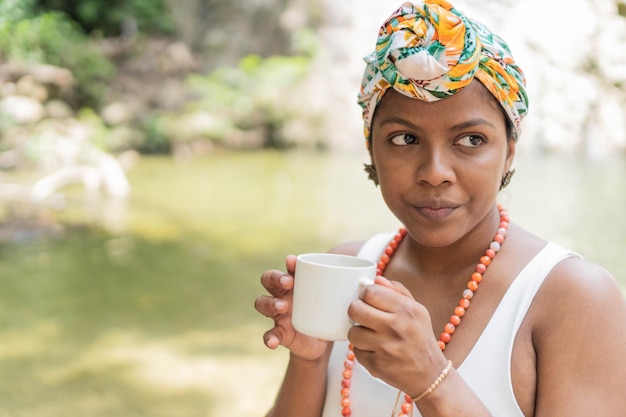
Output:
top-left (412, 199), bottom-right (459, 220)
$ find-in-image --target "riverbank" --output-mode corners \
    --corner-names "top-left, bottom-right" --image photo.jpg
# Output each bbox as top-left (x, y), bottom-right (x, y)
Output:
top-left (0, 150), bottom-right (624, 416)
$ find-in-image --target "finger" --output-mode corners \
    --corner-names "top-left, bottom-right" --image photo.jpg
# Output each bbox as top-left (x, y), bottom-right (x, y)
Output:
top-left (356, 276), bottom-right (392, 300)
top-left (260, 269), bottom-right (294, 296)
top-left (375, 275), bottom-right (413, 298)
top-left (263, 329), bottom-right (282, 350)
top-left (389, 281), bottom-right (414, 298)
top-left (347, 321), bottom-right (378, 352)
top-left (374, 275), bottom-right (395, 288)
top-left (255, 295), bottom-right (290, 318)
top-left (285, 254), bottom-right (297, 276)
top-left (348, 297), bottom-right (392, 331)
top-left (359, 284), bottom-right (405, 312)
top-left (254, 294), bottom-right (273, 316)
top-left (358, 285), bottom-right (416, 318)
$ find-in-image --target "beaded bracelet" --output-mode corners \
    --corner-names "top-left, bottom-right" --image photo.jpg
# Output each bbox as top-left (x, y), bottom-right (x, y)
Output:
top-left (411, 360), bottom-right (454, 403)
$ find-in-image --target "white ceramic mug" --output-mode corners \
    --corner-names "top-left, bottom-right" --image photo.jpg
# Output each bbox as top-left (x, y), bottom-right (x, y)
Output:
top-left (292, 253), bottom-right (376, 341)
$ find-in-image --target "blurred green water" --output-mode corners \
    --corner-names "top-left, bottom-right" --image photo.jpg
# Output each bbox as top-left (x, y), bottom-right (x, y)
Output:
top-left (0, 149), bottom-right (624, 416)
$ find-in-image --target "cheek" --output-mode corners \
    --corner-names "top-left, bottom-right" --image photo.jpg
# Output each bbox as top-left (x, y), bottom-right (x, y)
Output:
top-left (375, 161), bottom-right (422, 218)
top-left (373, 153), bottom-right (412, 187)
top-left (468, 152), bottom-right (511, 196)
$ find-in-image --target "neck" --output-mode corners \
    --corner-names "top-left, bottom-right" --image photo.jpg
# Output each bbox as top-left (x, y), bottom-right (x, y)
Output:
top-left (399, 206), bottom-right (503, 279)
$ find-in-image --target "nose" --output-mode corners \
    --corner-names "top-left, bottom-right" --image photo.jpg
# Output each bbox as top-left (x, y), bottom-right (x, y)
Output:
top-left (415, 146), bottom-right (455, 187)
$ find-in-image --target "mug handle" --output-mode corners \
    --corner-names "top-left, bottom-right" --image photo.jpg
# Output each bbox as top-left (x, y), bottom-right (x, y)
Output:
top-left (350, 277), bottom-right (376, 326)
top-left (358, 277), bottom-right (375, 298)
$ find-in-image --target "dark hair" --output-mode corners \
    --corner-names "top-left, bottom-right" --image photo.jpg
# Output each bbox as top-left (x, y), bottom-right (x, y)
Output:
top-left (475, 81), bottom-right (515, 141)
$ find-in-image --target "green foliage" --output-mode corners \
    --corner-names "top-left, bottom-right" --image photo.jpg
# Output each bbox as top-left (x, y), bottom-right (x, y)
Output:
top-left (186, 54), bottom-right (318, 148)
top-left (0, 0), bottom-right (38, 21)
top-left (137, 113), bottom-right (172, 154)
top-left (190, 54), bottom-right (309, 109)
top-left (0, 11), bottom-right (114, 108)
top-left (37, 0), bottom-right (176, 36)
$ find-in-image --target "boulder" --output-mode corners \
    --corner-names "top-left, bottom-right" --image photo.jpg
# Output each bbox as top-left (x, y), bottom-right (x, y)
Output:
top-left (16, 75), bottom-right (48, 102)
top-left (0, 95), bottom-right (45, 125)
top-left (45, 100), bottom-right (74, 119)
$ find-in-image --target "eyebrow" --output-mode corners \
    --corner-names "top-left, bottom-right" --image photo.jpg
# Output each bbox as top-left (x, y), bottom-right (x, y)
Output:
top-left (378, 117), bottom-right (421, 130)
top-left (378, 116), bottom-right (496, 131)
top-left (450, 118), bottom-right (497, 131)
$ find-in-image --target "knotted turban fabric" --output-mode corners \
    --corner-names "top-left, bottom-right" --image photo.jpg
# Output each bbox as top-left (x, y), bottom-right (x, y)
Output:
top-left (358, 0), bottom-right (528, 142)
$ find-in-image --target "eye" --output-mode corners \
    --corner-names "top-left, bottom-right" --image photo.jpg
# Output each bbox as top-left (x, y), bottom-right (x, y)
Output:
top-left (389, 133), bottom-right (418, 146)
top-left (455, 135), bottom-right (486, 148)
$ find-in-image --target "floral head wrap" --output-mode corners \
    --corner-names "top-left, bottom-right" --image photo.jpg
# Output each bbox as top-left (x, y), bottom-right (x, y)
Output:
top-left (358, 0), bottom-right (528, 142)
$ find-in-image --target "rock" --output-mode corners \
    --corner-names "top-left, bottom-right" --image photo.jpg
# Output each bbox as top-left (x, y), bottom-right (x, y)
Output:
top-left (279, 118), bottom-right (320, 148)
top-left (101, 101), bottom-right (137, 126)
top-left (167, 110), bottom-right (234, 142)
top-left (223, 127), bottom-right (266, 149)
top-left (172, 139), bottom-right (214, 161)
top-left (26, 64), bottom-right (74, 98)
top-left (165, 41), bottom-right (199, 73)
top-left (45, 99), bottom-right (74, 119)
top-left (0, 95), bottom-right (45, 124)
top-left (0, 63), bottom-right (75, 99)
top-left (16, 75), bottom-right (49, 102)
top-left (117, 149), bottom-right (141, 172)
top-left (107, 126), bottom-right (145, 151)
top-left (0, 62), bottom-right (27, 82)
top-left (95, 152), bottom-right (132, 199)
top-left (0, 149), bottom-right (21, 169)
top-left (155, 78), bottom-right (190, 110)
top-left (0, 81), bottom-right (16, 97)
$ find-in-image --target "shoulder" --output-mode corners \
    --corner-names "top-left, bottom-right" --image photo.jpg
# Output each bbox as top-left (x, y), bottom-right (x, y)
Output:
top-left (328, 241), bottom-right (365, 256)
top-left (328, 231), bottom-right (397, 258)
top-left (530, 254), bottom-right (626, 351)
top-left (528, 256), bottom-right (626, 412)
top-left (540, 256), bottom-right (623, 308)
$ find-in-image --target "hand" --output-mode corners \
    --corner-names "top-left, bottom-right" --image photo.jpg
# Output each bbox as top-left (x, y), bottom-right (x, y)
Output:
top-left (347, 276), bottom-right (446, 396)
top-left (254, 255), bottom-right (331, 361)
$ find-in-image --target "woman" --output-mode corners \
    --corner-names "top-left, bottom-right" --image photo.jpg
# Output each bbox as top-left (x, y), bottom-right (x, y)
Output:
top-left (254, 1), bottom-right (626, 416)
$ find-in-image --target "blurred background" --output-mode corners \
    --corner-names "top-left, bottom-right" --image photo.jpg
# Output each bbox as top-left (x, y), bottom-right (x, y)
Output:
top-left (0, 0), bottom-right (624, 416)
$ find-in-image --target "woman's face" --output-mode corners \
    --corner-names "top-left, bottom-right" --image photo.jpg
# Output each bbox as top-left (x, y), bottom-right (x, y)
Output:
top-left (370, 80), bottom-right (515, 247)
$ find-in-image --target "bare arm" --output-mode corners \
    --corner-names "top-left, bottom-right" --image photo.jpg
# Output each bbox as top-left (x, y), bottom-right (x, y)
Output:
top-left (258, 243), bottom-right (364, 417)
top-left (266, 348), bottom-right (333, 417)
top-left (346, 257), bottom-right (626, 416)
top-left (406, 258), bottom-right (626, 416)
top-left (531, 258), bottom-right (626, 415)
top-left (349, 278), bottom-right (494, 416)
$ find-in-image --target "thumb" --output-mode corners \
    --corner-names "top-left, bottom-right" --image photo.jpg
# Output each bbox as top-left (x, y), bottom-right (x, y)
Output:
top-left (285, 255), bottom-right (297, 276)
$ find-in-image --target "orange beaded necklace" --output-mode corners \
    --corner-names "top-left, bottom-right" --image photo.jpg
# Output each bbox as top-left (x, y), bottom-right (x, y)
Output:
top-left (341, 205), bottom-right (510, 417)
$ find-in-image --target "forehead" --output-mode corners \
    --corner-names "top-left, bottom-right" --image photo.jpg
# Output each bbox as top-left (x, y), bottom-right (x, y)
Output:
top-left (372, 80), bottom-right (506, 131)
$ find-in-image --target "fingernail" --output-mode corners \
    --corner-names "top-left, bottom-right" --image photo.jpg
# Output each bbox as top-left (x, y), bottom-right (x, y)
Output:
top-left (279, 274), bottom-right (290, 286)
top-left (266, 336), bottom-right (279, 349)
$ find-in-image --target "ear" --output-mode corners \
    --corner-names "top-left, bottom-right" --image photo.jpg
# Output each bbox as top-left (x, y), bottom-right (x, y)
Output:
top-left (504, 138), bottom-right (516, 173)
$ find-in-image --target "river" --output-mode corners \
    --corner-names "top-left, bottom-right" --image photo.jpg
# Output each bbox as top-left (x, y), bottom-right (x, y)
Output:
top-left (0, 149), bottom-right (624, 416)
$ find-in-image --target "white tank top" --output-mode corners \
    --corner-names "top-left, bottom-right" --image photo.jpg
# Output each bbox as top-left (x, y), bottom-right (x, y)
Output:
top-left (321, 233), bottom-right (579, 417)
